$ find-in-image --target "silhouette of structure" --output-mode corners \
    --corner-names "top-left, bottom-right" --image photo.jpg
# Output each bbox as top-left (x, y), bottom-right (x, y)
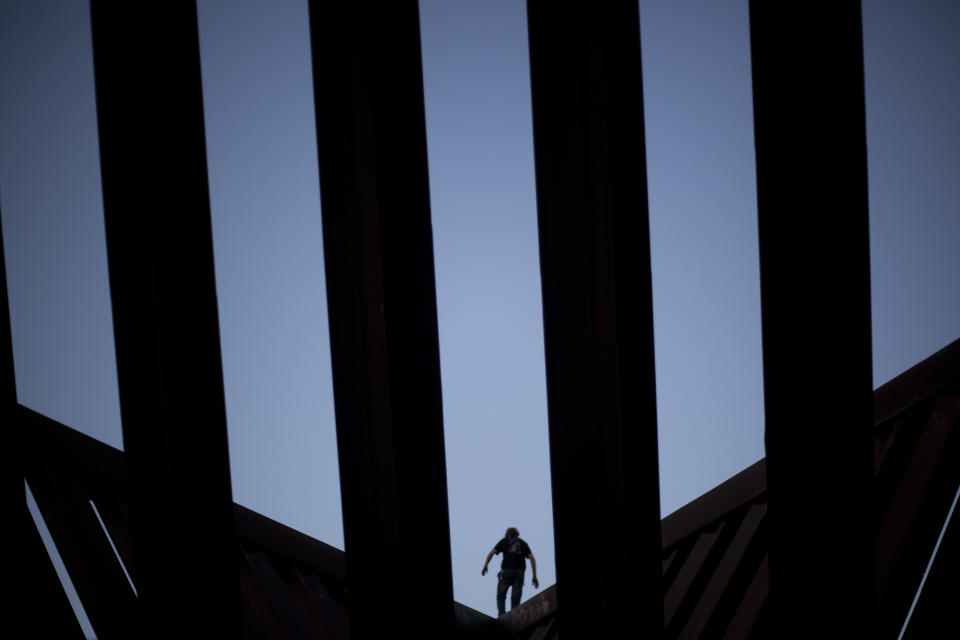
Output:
top-left (6, 1), bottom-right (959, 638)
top-left (11, 337), bottom-right (960, 638)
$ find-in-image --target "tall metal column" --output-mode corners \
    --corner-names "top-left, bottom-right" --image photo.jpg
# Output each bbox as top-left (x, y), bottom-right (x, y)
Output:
top-left (526, 2), bottom-right (663, 637)
top-left (749, 3), bottom-right (875, 635)
top-left (89, 3), bottom-right (241, 637)
top-left (307, 2), bottom-right (455, 636)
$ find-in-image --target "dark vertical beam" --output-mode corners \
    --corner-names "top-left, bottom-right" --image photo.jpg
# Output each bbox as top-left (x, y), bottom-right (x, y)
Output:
top-left (307, 1), bottom-right (454, 636)
top-left (1, 213), bottom-right (19, 622)
top-left (749, 2), bottom-right (875, 635)
top-left (526, 2), bottom-right (662, 637)
top-left (0, 213), bottom-right (13, 486)
top-left (89, 2), bottom-right (241, 637)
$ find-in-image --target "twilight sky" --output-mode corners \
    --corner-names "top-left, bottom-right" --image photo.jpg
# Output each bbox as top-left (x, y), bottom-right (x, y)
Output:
top-left (2, 0), bottom-right (958, 620)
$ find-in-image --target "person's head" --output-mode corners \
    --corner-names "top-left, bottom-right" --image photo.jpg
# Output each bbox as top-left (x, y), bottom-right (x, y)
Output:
top-left (505, 527), bottom-right (519, 538)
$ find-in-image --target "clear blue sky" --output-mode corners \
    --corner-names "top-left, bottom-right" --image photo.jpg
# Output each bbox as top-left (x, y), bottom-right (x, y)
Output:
top-left (2, 0), bottom-right (958, 620)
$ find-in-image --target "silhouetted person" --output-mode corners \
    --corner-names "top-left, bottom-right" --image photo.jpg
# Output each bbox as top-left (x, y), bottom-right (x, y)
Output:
top-left (481, 527), bottom-right (539, 616)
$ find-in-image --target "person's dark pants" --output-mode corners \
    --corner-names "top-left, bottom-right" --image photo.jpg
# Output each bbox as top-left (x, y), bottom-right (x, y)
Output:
top-left (496, 569), bottom-right (524, 616)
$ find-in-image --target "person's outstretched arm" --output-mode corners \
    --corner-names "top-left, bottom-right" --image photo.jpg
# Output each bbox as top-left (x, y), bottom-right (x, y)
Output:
top-left (481, 549), bottom-right (496, 575)
top-left (527, 553), bottom-right (539, 588)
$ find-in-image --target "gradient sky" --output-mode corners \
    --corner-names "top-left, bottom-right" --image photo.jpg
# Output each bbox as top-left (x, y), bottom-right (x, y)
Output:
top-left (2, 0), bottom-right (958, 620)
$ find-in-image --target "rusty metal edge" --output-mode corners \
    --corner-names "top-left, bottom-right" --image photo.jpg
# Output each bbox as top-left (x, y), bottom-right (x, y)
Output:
top-left (874, 338), bottom-right (960, 425)
top-left (661, 460), bottom-right (767, 550)
top-left (497, 584), bottom-right (558, 636)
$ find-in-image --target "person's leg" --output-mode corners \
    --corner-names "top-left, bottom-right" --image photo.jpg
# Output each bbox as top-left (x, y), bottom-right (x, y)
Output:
top-left (496, 573), bottom-right (508, 616)
top-left (510, 570), bottom-right (523, 610)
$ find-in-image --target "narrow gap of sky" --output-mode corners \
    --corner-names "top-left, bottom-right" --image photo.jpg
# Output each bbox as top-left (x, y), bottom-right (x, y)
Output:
top-left (0, 0), bottom-right (122, 448)
top-left (418, 0), bottom-right (554, 617)
top-left (637, 0), bottom-right (765, 517)
top-left (90, 498), bottom-right (138, 596)
top-left (861, 0), bottom-right (960, 386)
top-left (195, 0), bottom-right (343, 549)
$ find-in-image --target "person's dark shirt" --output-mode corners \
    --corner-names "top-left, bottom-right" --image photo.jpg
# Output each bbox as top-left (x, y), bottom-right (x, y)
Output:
top-left (494, 536), bottom-right (532, 571)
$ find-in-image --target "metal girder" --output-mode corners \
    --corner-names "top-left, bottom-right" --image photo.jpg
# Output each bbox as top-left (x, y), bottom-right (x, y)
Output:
top-left (901, 481), bottom-right (960, 639)
top-left (526, 2), bottom-right (663, 637)
top-left (240, 548), bottom-right (315, 640)
top-left (680, 504), bottom-right (767, 639)
top-left (307, 1), bottom-right (455, 636)
top-left (664, 525), bottom-right (725, 629)
top-left (877, 394), bottom-right (960, 634)
top-left (878, 397), bottom-right (960, 596)
top-left (89, 2), bottom-right (241, 637)
top-left (721, 553), bottom-right (768, 640)
top-left (0, 214), bottom-right (13, 488)
top-left (748, 2), bottom-right (876, 635)
top-left (25, 466), bottom-right (137, 639)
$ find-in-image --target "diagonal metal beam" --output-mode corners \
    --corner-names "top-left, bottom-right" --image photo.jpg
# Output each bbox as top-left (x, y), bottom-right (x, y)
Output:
top-left (25, 466), bottom-right (137, 639)
top-left (89, 2), bottom-right (241, 637)
top-left (307, 1), bottom-right (455, 636)
top-left (680, 504), bottom-right (767, 639)
top-left (749, 2), bottom-right (875, 635)
top-left (900, 480), bottom-right (960, 639)
top-left (22, 503), bottom-right (88, 639)
top-left (664, 524), bottom-right (725, 629)
top-left (721, 553), bottom-right (768, 640)
top-left (526, 2), bottom-right (663, 637)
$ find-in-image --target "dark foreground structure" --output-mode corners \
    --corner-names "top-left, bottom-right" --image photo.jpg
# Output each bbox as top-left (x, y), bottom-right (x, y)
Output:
top-left (12, 340), bottom-right (960, 639)
top-left (6, 1), bottom-right (959, 638)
